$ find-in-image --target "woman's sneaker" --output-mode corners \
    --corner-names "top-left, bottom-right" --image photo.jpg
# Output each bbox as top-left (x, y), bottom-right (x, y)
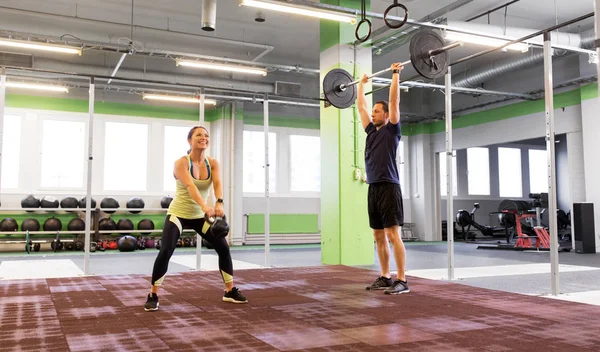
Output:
top-left (144, 293), bottom-right (159, 311)
top-left (223, 287), bottom-right (248, 303)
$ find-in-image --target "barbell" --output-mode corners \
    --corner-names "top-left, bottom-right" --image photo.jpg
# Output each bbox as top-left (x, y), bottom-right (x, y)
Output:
top-left (323, 29), bottom-right (463, 109)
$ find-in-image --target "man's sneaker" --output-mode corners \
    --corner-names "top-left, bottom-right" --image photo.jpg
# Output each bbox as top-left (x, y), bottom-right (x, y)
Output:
top-left (144, 293), bottom-right (159, 311)
top-left (365, 276), bottom-right (393, 290)
top-left (223, 287), bottom-right (248, 304)
top-left (384, 280), bottom-right (410, 295)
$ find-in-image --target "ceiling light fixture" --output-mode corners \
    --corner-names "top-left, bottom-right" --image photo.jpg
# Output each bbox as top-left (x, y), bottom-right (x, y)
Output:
top-left (0, 38), bottom-right (81, 55)
top-left (176, 59), bottom-right (268, 76)
top-left (6, 82), bottom-right (69, 92)
top-left (143, 93), bottom-right (217, 105)
top-left (445, 32), bottom-right (529, 52)
top-left (239, 0), bottom-right (356, 24)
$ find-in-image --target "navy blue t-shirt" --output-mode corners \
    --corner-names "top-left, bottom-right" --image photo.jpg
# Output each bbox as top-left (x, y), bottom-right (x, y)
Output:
top-left (364, 121), bottom-right (401, 184)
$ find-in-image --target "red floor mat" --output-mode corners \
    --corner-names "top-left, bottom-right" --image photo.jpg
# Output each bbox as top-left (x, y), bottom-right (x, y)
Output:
top-left (1, 265), bottom-right (599, 351)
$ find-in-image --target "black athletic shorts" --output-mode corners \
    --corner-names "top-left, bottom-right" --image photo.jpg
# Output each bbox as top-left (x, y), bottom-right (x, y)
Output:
top-left (367, 182), bottom-right (404, 229)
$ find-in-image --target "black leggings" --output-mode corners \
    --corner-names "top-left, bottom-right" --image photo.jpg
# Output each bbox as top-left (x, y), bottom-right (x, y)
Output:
top-left (151, 214), bottom-right (233, 286)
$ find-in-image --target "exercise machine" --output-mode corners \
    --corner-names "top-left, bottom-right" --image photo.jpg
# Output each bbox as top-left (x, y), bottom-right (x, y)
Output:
top-left (455, 203), bottom-right (496, 240)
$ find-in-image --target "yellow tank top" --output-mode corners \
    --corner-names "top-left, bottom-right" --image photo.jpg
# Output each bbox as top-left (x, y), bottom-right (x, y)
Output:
top-left (167, 154), bottom-right (212, 219)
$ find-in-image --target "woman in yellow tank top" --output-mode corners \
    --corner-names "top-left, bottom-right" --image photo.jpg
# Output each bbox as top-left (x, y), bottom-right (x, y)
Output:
top-left (144, 126), bottom-right (247, 311)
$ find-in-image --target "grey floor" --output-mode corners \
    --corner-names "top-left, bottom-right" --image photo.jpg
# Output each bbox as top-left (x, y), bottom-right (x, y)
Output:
top-left (2, 241), bottom-right (600, 298)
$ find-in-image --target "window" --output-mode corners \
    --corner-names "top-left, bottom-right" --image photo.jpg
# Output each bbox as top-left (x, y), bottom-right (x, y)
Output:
top-left (397, 141), bottom-right (405, 194)
top-left (243, 130), bottom-right (276, 193)
top-left (104, 122), bottom-right (148, 191)
top-left (439, 151), bottom-right (457, 196)
top-left (498, 147), bottom-right (522, 197)
top-left (290, 135), bottom-right (320, 192)
top-left (1, 115), bottom-right (21, 189)
top-left (40, 120), bottom-right (86, 188)
top-left (163, 125), bottom-right (192, 192)
top-left (467, 147), bottom-right (490, 195)
top-left (529, 149), bottom-right (548, 194)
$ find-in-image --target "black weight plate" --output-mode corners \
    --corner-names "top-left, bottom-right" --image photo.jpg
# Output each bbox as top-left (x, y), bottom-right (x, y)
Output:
top-left (322, 68), bottom-right (356, 109)
top-left (410, 29), bottom-right (449, 79)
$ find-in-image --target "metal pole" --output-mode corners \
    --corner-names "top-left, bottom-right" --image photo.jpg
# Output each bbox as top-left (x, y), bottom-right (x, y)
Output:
top-left (83, 76), bottom-right (95, 275)
top-left (445, 66), bottom-right (454, 281)
top-left (595, 0), bottom-right (600, 98)
top-left (264, 93), bottom-right (270, 267)
top-left (196, 88), bottom-right (205, 271)
top-left (544, 31), bottom-right (560, 296)
top-left (228, 102), bottom-right (235, 246)
top-left (0, 67), bottom-right (5, 206)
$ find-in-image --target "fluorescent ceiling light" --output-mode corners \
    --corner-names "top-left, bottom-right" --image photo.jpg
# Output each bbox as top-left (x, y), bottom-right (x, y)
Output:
top-left (239, 0), bottom-right (356, 24)
top-left (143, 93), bottom-right (217, 105)
top-left (6, 82), bottom-right (69, 92)
top-left (0, 38), bottom-right (81, 55)
top-left (445, 32), bottom-right (529, 52)
top-left (176, 59), bottom-right (267, 76)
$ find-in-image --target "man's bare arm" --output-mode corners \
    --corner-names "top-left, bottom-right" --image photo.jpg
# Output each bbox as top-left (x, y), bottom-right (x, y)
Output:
top-left (357, 74), bottom-right (372, 130)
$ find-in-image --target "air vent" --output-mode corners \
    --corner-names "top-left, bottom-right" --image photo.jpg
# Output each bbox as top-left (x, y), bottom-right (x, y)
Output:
top-left (0, 52), bottom-right (33, 68)
top-left (275, 81), bottom-right (302, 97)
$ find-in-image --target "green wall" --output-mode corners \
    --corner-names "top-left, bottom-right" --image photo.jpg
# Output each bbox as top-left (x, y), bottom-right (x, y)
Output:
top-left (246, 214), bottom-right (319, 234)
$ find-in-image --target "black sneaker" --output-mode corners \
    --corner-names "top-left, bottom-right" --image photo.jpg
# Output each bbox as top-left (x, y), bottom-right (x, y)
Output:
top-left (223, 287), bottom-right (248, 304)
top-left (144, 293), bottom-right (159, 311)
top-left (384, 280), bottom-right (410, 295)
top-left (365, 276), bottom-right (393, 290)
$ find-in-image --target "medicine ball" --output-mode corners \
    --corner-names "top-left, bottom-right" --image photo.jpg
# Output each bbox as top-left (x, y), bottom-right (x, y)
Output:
top-left (0, 218), bottom-right (18, 233)
top-left (78, 197), bottom-right (97, 209)
top-left (137, 218), bottom-right (155, 235)
top-left (100, 197), bottom-right (120, 214)
top-left (90, 242), bottom-right (97, 252)
top-left (60, 196), bottom-right (79, 210)
top-left (116, 219), bottom-right (134, 232)
top-left (40, 196), bottom-right (59, 208)
top-left (67, 218), bottom-right (85, 232)
top-left (126, 197), bottom-right (145, 214)
top-left (160, 196), bottom-right (173, 209)
top-left (98, 218), bottom-right (117, 234)
top-left (43, 217), bottom-right (62, 232)
top-left (33, 243), bottom-right (41, 252)
top-left (144, 238), bottom-right (155, 248)
top-left (117, 235), bottom-right (137, 252)
top-left (21, 218), bottom-right (40, 232)
top-left (21, 195), bottom-right (40, 211)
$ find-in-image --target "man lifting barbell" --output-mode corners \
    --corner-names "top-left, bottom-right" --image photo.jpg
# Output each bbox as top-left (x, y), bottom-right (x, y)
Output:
top-left (359, 62), bottom-right (409, 295)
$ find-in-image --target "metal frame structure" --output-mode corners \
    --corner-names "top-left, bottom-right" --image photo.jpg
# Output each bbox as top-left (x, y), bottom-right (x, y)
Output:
top-left (439, 13), bottom-right (595, 296)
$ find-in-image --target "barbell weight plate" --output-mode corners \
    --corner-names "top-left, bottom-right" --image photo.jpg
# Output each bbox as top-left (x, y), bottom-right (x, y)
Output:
top-left (410, 29), bottom-right (449, 79)
top-left (322, 68), bottom-right (357, 109)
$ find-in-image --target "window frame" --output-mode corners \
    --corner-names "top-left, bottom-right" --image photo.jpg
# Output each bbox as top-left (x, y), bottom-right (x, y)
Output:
top-left (466, 147), bottom-right (491, 196)
top-left (37, 113), bottom-right (89, 192)
top-left (101, 119), bottom-right (151, 193)
top-left (1, 112), bottom-right (23, 190)
top-left (242, 124), bottom-right (279, 197)
top-left (498, 146), bottom-right (523, 198)
top-left (288, 129), bottom-right (321, 197)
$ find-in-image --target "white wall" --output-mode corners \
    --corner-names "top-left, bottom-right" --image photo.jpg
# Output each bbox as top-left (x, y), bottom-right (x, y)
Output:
top-left (581, 97), bottom-right (600, 252)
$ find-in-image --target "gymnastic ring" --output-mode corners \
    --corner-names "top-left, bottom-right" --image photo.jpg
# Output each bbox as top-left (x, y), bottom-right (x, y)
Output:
top-left (383, 2), bottom-right (408, 29)
top-left (355, 18), bottom-right (372, 43)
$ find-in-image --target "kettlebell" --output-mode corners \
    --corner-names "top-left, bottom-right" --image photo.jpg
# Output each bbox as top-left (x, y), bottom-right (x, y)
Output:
top-left (202, 214), bottom-right (229, 239)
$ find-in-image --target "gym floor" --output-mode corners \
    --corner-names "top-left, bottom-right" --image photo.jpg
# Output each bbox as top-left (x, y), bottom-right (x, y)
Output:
top-left (3, 242), bottom-right (600, 351)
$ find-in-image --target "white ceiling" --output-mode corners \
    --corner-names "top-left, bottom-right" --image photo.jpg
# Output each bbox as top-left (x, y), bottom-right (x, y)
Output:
top-left (0, 0), bottom-right (595, 109)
